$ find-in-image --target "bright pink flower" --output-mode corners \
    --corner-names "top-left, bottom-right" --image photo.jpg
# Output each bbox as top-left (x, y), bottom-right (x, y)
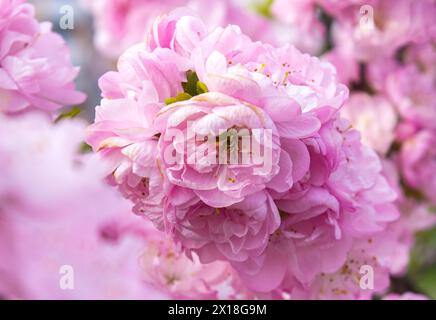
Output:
top-left (155, 92), bottom-right (283, 208)
top-left (88, 11), bottom-right (398, 295)
top-left (0, 0), bottom-right (85, 115)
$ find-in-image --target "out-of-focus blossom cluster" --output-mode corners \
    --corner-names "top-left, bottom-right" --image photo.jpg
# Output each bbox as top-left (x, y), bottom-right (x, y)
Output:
top-left (0, 0), bottom-right (84, 115)
top-left (1, 0), bottom-right (436, 300)
top-left (81, 0), bottom-right (278, 59)
top-left (0, 113), bottom-right (248, 299)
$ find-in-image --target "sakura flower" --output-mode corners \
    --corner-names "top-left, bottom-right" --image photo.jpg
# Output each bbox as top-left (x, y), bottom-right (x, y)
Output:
top-left (155, 92), bottom-right (283, 208)
top-left (0, 0), bottom-right (85, 115)
top-left (88, 11), bottom-right (398, 296)
top-left (341, 93), bottom-right (397, 155)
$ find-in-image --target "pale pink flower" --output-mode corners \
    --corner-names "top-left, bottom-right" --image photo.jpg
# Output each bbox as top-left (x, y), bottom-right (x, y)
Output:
top-left (0, 0), bottom-right (85, 115)
top-left (341, 93), bottom-right (397, 155)
top-left (285, 234), bottom-right (395, 300)
top-left (88, 11), bottom-right (398, 295)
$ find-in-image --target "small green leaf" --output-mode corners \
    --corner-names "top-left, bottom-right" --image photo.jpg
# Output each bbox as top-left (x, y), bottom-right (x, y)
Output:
top-left (164, 97), bottom-right (177, 105)
top-left (165, 92), bottom-right (192, 105)
top-left (182, 71), bottom-right (200, 97)
top-left (55, 106), bottom-right (81, 123)
top-left (165, 71), bottom-right (208, 105)
top-left (80, 142), bottom-right (93, 154)
top-left (196, 81), bottom-right (209, 95)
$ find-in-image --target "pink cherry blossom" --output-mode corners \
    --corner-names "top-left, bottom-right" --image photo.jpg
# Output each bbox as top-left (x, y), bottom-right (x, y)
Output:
top-left (0, 113), bottom-right (100, 219)
top-left (0, 0), bottom-right (85, 115)
top-left (341, 93), bottom-right (397, 155)
top-left (88, 11), bottom-right (398, 296)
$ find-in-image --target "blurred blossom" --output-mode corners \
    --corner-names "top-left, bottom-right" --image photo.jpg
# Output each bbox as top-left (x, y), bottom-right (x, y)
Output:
top-left (341, 93), bottom-right (397, 155)
top-left (0, 112), bottom-right (246, 299)
top-left (0, 0), bottom-right (85, 115)
top-left (80, 0), bottom-right (278, 59)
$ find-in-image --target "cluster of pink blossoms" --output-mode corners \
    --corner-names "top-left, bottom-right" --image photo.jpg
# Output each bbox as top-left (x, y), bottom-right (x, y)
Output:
top-left (87, 10), bottom-right (403, 298)
top-left (0, 0), bottom-right (85, 115)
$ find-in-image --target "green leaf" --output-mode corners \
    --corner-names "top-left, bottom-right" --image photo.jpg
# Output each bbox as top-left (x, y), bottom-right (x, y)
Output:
top-left (408, 228), bottom-right (436, 279)
top-left (182, 71), bottom-right (200, 97)
top-left (196, 81), bottom-right (209, 95)
top-left (165, 92), bottom-right (192, 105)
top-left (414, 269), bottom-right (436, 299)
top-left (165, 71), bottom-right (208, 105)
top-left (55, 106), bottom-right (81, 123)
